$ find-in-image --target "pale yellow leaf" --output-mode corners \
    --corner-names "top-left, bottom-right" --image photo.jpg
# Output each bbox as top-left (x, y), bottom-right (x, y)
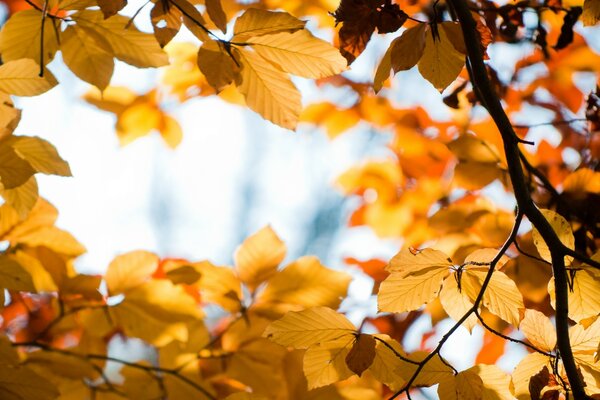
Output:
top-left (397, 352), bottom-right (454, 387)
top-left (462, 269), bottom-right (524, 326)
top-left (519, 309), bottom-right (556, 352)
top-left (583, 0), bottom-right (600, 25)
top-left (390, 23), bottom-right (427, 72)
top-left (110, 279), bottom-right (202, 346)
top-left (437, 369), bottom-right (483, 400)
top-left (532, 209), bottom-right (574, 264)
top-left (255, 256), bottom-right (352, 313)
top-left (105, 250), bottom-right (159, 295)
top-left (303, 336), bottom-right (355, 389)
top-left (263, 307), bottom-right (355, 349)
top-left (511, 352), bottom-right (551, 400)
top-left (3, 198), bottom-right (58, 241)
top-left (10, 136), bottom-right (71, 176)
top-left (0, 364), bottom-right (59, 400)
top-left (234, 225), bottom-right (286, 290)
top-left (247, 30), bottom-right (346, 79)
top-left (1, 176), bottom-right (38, 218)
top-left (378, 267), bottom-right (449, 313)
top-left (0, 59), bottom-right (58, 96)
top-left (439, 275), bottom-right (477, 332)
top-left (418, 23), bottom-right (465, 91)
top-left (0, 10), bottom-right (59, 64)
top-left (464, 248), bottom-right (509, 269)
top-left (73, 10), bottom-right (168, 68)
top-left (236, 49), bottom-right (302, 130)
top-left (60, 25), bottom-right (114, 90)
top-left (386, 247), bottom-right (453, 276)
top-left (233, 9), bottom-right (305, 41)
top-left (548, 268), bottom-right (600, 323)
top-left (570, 317), bottom-right (600, 357)
top-left (0, 254), bottom-right (35, 291)
top-left (467, 364), bottom-right (513, 400)
top-left (194, 261), bottom-right (242, 312)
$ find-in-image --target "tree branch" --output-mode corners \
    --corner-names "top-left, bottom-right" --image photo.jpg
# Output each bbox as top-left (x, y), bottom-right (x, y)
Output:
top-left (447, 0), bottom-right (591, 397)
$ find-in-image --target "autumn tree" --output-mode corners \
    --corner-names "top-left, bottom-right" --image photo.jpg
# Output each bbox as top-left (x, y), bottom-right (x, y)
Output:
top-left (0, 0), bottom-right (599, 398)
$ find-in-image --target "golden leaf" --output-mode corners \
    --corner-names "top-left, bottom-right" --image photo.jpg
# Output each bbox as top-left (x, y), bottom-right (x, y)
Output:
top-left (263, 307), bottom-right (355, 348)
top-left (0, 10), bottom-right (60, 64)
top-left (439, 275), bottom-right (477, 332)
top-left (519, 309), bottom-right (556, 352)
top-left (1, 176), bottom-right (38, 218)
top-left (121, 362), bottom-right (163, 400)
top-left (390, 23), bottom-right (427, 73)
top-left (0, 59), bottom-right (57, 97)
top-left (247, 29), bottom-right (347, 79)
top-left (236, 48), bottom-right (302, 130)
top-left (368, 334), bottom-right (406, 390)
top-left (73, 10), bottom-right (168, 68)
top-left (0, 254), bottom-right (35, 291)
top-left (378, 267), bottom-right (449, 313)
top-left (511, 352), bottom-right (551, 400)
top-left (0, 364), bottom-right (59, 400)
top-left (417, 22), bottom-right (465, 91)
top-left (255, 256), bottom-right (352, 313)
top-left (9, 136), bottom-right (71, 176)
top-left (105, 250), bottom-right (159, 295)
top-left (397, 352), bottom-right (454, 387)
top-left (0, 143), bottom-right (36, 190)
top-left (462, 269), bottom-right (524, 326)
top-left (195, 260), bottom-right (242, 312)
top-left (197, 40), bottom-right (241, 92)
top-left (532, 209), bottom-right (574, 265)
top-left (437, 369), bottom-right (483, 400)
top-left (234, 225), bottom-right (286, 290)
top-left (583, 0), bottom-right (600, 25)
top-left (373, 44), bottom-right (392, 93)
top-left (386, 248), bottom-right (453, 276)
top-left (150, 0), bottom-right (183, 47)
top-left (205, 0), bottom-right (228, 33)
top-left (303, 336), bottom-right (355, 389)
top-left (16, 226), bottom-right (86, 256)
top-left (233, 9), bottom-right (305, 41)
top-left (468, 364), bottom-right (513, 400)
top-left (60, 25), bottom-right (114, 90)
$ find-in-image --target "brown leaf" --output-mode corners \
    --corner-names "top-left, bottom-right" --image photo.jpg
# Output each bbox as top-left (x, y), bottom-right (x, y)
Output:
top-left (151, 0), bottom-right (183, 48)
top-left (345, 333), bottom-right (376, 376)
top-left (97, 0), bottom-right (126, 19)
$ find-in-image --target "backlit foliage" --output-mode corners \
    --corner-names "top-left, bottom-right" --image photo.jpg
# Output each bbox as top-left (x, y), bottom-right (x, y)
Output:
top-left (0, 0), bottom-right (600, 398)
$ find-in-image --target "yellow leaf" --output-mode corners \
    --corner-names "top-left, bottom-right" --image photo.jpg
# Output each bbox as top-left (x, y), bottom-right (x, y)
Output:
top-left (10, 250), bottom-right (57, 292)
top-left (437, 369), bottom-right (483, 400)
top-left (0, 364), bottom-right (59, 400)
top-left (0, 254), bottom-right (35, 291)
top-left (105, 250), bottom-right (159, 295)
top-left (83, 86), bottom-right (137, 115)
top-left (195, 261), bottom-right (242, 312)
top-left (0, 59), bottom-right (57, 96)
top-left (116, 101), bottom-right (162, 146)
top-left (247, 29), bottom-right (346, 79)
top-left (519, 309), bottom-right (556, 352)
top-left (236, 48), bottom-right (302, 130)
top-left (197, 40), bottom-right (241, 92)
top-left (121, 362), bottom-right (163, 400)
top-left (570, 317), bottom-right (600, 357)
top-left (397, 352), bottom-right (454, 387)
top-left (0, 10), bottom-right (60, 64)
top-left (464, 248), bottom-right (509, 269)
top-left (25, 350), bottom-right (99, 380)
top-left (110, 279), bottom-right (202, 346)
top-left (169, 0), bottom-right (209, 42)
top-left (390, 23), bottom-right (427, 73)
top-left (234, 225), bottom-right (286, 290)
top-left (467, 364), bottom-right (513, 400)
top-left (233, 9), bottom-right (306, 41)
top-left (3, 198), bottom-right (58, 241)
top-left (378, 267), bottom-right (449, 313)
top-left (0, 141), bottom-right (36, 189)
top-left (418, 23), bottom-right (465, 91)
top-left (532, 209), bottom-right (574, 264)
top-left (159, 115), bottom-right (183, 149)
top-left (345, 334), bottom-right (376, 376)
top-left (386, 248), bottom-right (453, 276)
top-left (73, 10), bottom-right (168, 68)
top-left (1, 176), bottom-right (38, 218)
top-left (303, 336), bottom-right (355, 389)
top-left (9, 136), bottom-right (71, 176)
top-left (583, 0), bottom-right (600, 25)
top-left (439, 275), bottom-right (477, 332)
top-left (205, 0), bottom-right (228, 33)
top-left (16, 226), bottom-right (86, 256)
top-left (462, 269), bottom-right (524, 326)
top-left (511, 352), bottom-right (551, 400)
top-left (368, 335), bottom-right (406, 390)
top-left (263, 307), bottom-right (355, 348)
top-left (255, 256), bottom-right (352, 313)
top-left (150, 0), bottom-right (182, 47)
top-left (60, 25), bottom-right (114, 90)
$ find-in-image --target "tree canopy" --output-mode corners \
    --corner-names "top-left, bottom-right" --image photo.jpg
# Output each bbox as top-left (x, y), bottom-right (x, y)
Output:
top-left (0, 0), bottom-right (599, 398)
